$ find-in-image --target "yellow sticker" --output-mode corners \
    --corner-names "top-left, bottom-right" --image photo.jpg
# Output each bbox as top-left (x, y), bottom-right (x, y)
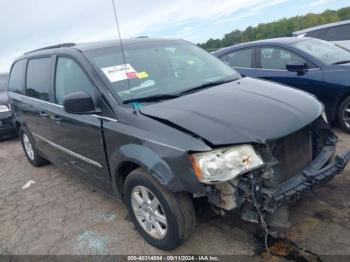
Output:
top-left (136, 72), bottom-right (149, 79)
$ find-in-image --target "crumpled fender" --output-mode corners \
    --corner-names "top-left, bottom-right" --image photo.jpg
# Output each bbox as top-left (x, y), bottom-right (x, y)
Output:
top-left (110, 144), bottom-right (187, 195)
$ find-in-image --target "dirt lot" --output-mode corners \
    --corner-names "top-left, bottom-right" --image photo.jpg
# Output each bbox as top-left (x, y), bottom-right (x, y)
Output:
top-left (1, 129), bottom-right (350, 260)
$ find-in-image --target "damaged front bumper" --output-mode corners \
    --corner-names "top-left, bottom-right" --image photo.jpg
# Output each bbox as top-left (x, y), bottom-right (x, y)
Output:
top-left (206, 120), bottom-right (350, 229)
top-left (263, 145), bottom-right (350, 213)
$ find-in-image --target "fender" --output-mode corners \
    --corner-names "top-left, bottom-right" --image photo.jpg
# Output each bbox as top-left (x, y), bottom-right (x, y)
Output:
top-left (110, 144), bottom-right (186, 196)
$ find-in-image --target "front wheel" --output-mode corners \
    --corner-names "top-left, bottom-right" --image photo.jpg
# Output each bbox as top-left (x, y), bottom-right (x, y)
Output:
top-left (124, 168), bottom-right (196, 250)
top-left (338, 97), bottom-right (350, 133)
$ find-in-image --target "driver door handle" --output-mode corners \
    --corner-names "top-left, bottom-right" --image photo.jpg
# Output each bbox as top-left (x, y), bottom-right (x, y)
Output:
top-left (52, 115), bottom-right (62, 123)
top-left (39, 111), bottom-right (49, 118)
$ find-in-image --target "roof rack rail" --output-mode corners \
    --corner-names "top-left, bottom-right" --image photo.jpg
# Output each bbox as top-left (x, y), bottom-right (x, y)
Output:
top-left (24, 43), bottom-right (76, 54)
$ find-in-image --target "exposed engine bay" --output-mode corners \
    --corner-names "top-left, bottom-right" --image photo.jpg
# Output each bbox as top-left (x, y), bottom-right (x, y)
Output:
top-left (205, 116), bottom-right (350, 234)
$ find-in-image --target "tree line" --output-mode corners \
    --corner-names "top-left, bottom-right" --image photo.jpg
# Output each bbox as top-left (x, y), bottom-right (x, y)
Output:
top-left (198, 6), bottom-right (350, 51)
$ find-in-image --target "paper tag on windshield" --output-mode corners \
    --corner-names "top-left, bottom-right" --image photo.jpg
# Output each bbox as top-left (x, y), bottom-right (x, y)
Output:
top-left (101, 64), bottom-right (136, 82)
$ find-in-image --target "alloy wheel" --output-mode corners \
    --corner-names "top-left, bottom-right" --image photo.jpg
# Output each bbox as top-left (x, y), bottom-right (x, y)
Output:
top-left (131, 185), bottom-right (168, 239)
top-left (23, 133), bottom-right (34, 161)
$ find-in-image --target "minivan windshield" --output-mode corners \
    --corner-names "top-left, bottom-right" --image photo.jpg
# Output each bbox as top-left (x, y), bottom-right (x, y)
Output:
top-left (292, 38), bottom-right (350, 65)
top-left (85, 40), bottom-right (240, 103)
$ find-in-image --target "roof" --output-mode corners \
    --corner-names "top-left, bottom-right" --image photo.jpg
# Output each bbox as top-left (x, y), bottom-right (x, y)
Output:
top-left (23, 37), bottom-right (182, 56)
top-left (293, 20), bottom-right (350, 35)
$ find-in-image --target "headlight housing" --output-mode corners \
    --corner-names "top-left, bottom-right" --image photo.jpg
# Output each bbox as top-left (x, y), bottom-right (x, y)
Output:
top-left (0, 105), bottom-right (10, 113)
top-left (190, 145), bottom-right (264, 184)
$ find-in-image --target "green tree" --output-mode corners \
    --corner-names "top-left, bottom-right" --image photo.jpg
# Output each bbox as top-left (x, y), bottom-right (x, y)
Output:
top-left (198, 6), bottom-right (350, 50)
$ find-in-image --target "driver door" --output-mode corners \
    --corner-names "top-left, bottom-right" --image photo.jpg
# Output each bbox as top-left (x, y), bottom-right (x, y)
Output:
top-left (49, 56), bottom-right (110, 182)
top-left (255, 46), bottom-right (324, 97)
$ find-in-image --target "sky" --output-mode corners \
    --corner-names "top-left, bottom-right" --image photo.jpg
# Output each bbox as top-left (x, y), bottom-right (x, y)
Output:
top-left (0, 0), bottom-right (349, 72)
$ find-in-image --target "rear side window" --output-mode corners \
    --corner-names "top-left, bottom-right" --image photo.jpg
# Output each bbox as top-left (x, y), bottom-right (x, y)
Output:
top-left (26, 58), bottom-right (51, 101)
top-left (221, 48), bottom-right (253, 68)
top-left (324, 25), bottom-right (350, 41)
top-left (9, 60), bottom-right (26, 93)
top-left (55, 57), bottom-right (95, 105)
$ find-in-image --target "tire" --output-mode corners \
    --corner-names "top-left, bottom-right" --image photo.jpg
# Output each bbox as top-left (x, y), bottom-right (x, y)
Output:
top-left (20, 127), bottom-right (48, 167)
top-left (338, 96), bottom-right (350, 133)
top-left (124, 168), bottom-right (196, 250)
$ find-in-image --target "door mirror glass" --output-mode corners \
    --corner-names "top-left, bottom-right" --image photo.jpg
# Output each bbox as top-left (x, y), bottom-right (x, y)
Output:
top-left (286, 61), bottom-right (307, 75)
top-left (63, 91), bottom-right (96, 114)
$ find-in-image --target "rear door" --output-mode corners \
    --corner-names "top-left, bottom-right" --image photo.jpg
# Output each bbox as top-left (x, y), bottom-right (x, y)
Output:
top-left (255, 46), bottom-right (324, 95)
top-left (48, 55), bottom-right (110, 182)
top-left (20, 57), bottom-right (58, 158)
top-left (219, 47), bottom-right (257, 77)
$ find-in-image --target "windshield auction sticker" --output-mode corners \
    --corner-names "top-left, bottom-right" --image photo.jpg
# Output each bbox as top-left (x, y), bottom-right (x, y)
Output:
top-left (101, 64), bottom-right (137, 82)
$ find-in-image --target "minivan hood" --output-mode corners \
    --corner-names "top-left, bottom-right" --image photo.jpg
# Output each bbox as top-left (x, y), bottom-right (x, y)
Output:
top-left (140, 77), bottom-right (323, 145)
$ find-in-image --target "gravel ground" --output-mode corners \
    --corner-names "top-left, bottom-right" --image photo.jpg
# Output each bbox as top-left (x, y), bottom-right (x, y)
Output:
top-left (0, 128), bottom-right (350, 260)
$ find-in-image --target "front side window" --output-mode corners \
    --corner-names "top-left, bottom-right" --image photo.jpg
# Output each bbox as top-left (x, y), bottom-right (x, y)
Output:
top-left (9, 60), bottom-right (26, 93)
top-left (55, 57), bottom-right (95, 105)
top-left (292, 38), bottom-right (350, 65)
top-left (26, 58), bottom-right (51, 101)
top-left (221, 48), bottom-right (253, 68)
top-left (305, 29), bottom-right (326, 39)
top-left (324, 25), bottom-right (350, 41)
top-left (260, 47), bottom-right (307, 70)
top-left (84, 40), bottom-right (239, 103)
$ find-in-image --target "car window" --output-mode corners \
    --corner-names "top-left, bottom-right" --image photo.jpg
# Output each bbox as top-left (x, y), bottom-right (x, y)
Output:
top-left (260, 47), bottom-right (307, 70)
top-left (26, 58), bottom-right (51, 101)
top-left (220, 48), bottom-right (253, 68)
top-left (292, 38), bottom-right (350, 65)
top-left (9, 60), bottom-right (26, 94)
top-left (55, 57), bottom-right (95, 105)
top-left (84, 40), bottom-right (239, 103)
top-left (305, 29), bottom-right (326, 39)
top-left (324, 24), bottom-right (350, 41)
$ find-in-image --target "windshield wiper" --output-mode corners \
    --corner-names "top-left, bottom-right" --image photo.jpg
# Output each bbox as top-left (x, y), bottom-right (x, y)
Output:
top-left (179, 77), bottom-right (238, 95)
top-left (332, 60), bottom-right (350, 65)
top-left (123, 93), bottom-right (180, 104)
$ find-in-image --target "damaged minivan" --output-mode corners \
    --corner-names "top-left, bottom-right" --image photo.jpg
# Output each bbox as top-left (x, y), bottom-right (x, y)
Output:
top-left (9, 38), bottom-right (350, 250)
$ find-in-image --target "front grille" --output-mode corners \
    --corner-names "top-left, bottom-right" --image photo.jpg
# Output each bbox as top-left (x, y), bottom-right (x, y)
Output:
top-left (273, 126), bottom-right (312, 182)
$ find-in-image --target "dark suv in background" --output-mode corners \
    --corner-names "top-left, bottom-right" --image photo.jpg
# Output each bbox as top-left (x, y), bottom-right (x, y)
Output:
top-left (8, 38), bottom-right (350, 250)
top-left (0, 73), bottom-right (16, 141)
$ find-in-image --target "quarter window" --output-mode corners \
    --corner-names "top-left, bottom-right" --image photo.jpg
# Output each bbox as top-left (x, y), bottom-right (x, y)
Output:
top-left (9, 59), bottom-right (26, 93)
top-left (55, 57), bottom-right (95, 105)
top-left (26, 58), bottom-right (51, 101)
top-left (221, 48), bottom-right (253, 68)
top-left (260, 47), bottom-right (307, 70)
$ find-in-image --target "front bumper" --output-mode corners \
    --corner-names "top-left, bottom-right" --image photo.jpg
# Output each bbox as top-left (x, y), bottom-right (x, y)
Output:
top-left (263, 145), bottom-right (350, 212)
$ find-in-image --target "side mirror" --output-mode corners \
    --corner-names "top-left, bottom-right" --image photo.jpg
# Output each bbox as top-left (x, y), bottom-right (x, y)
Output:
top-left (286, 61), bottom-right (307, 76)
top-left (63, 92), bottom-right (97, 114)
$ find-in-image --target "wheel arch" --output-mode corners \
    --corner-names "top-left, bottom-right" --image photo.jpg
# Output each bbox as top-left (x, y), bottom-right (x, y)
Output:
top-left (335, 89), bottom-right (350, 121)
top-left (110, 144), bottom-right (183, 198)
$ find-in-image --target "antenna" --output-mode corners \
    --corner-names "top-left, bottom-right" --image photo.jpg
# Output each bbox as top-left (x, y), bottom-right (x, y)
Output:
top-left (111, 0), bottom-right (135, 108)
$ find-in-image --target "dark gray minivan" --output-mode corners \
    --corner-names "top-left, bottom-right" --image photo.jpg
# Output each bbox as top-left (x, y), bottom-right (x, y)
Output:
top-left (8, 38), bottom-right (350, 250)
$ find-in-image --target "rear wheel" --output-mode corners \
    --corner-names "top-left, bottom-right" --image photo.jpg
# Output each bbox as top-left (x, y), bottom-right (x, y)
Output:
top-left (124, 168), bottom-right (196, 250)
top-left (20, 128), bottom-right (48, 167)
top-left (338, 97), bottom-right (350, 133)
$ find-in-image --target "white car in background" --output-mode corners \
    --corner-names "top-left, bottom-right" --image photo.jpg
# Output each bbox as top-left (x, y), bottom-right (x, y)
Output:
top-left (293, 20), bottom-right (350, 51)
